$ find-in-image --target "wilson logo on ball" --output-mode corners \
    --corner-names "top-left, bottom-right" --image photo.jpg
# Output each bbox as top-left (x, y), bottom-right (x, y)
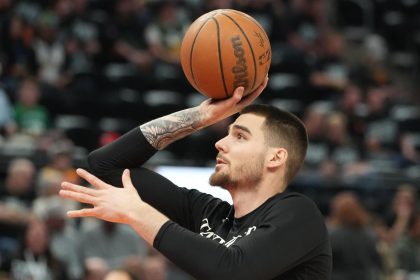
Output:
top-left (231, 35), bottom-right (249, 89)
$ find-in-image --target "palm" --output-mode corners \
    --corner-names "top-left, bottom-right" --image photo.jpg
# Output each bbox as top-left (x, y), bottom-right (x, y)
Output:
top-left (93, 186), bottom-right (141, 224)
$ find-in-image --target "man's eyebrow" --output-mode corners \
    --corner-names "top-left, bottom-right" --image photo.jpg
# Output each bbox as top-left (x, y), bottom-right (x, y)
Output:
top-left (228, 124), bottom-right (252, 135)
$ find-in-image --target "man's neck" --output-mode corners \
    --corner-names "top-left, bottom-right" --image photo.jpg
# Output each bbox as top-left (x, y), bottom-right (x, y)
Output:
top-left (229, 176), bottom-right (285, 218)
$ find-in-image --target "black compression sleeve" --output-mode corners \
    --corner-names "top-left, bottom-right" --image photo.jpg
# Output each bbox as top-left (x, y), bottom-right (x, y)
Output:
top-left (87, 127), bottom-right (157, 186)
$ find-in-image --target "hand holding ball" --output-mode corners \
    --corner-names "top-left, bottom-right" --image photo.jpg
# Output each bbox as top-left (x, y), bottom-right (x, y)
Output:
top-left (180, 9), bottom-right (271, 99)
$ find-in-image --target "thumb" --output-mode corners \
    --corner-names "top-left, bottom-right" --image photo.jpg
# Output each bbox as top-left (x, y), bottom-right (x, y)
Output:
top-left (232, 87), bottom-right (244, 102)
top-left (122, 169), bottom-right (135, 189)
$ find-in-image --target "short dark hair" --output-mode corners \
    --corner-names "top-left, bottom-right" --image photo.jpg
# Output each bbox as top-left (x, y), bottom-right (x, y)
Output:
top-left (240, 104), bottom-right (308, 184)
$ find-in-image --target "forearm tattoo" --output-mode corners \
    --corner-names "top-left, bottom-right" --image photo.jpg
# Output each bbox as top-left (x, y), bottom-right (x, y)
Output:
top-left (140, 108), bottom-right (204, 150)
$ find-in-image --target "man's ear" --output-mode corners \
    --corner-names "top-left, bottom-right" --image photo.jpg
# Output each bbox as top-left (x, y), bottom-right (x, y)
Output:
top-left (267, 148), bottom-right (288, 168)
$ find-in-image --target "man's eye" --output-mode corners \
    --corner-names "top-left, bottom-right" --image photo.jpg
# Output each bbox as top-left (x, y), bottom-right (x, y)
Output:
top-left (237, 133), bottom-right (245, 140)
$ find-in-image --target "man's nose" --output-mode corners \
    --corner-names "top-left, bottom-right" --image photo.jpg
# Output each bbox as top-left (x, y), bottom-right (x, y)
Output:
top-left (215, 137), bottom-right (227, 152)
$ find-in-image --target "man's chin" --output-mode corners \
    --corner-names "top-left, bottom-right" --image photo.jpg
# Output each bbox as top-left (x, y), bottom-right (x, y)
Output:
top-left (209, 172), bottom-right (229, 188)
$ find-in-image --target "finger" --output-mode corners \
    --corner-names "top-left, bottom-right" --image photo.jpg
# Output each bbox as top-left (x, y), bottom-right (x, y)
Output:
top-left (67, 208), bottom-right (97, 218)
top-left (61, 181), bottom-right (98, 196)
top-left (122, 169), bottom-right (135, 189)
top-left (59, 189), bottom-right (97, 205)
top-left (231, 86), bottom-right (244, 102)
top-left (76, 168), bottom-right (110, 190)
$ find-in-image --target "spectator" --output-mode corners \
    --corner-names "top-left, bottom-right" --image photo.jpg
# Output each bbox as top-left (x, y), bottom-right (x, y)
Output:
top-left (371, 215), bottom-right (398, 280)
top-left (328, 192), bottom-right (382, 280)
top-left (0, 158), bottom-right (36, 267)
top-left (142, 254), bottom-right (167, 280)
top-left (7, 218), bottom-right (68, 280)
top-left (105, 0), bottom-right (153, 71)
top-left (0, 14), bottom-right (36, 88)
top-left (79, 221), bottom-right (148, 278)
top-left (0, 157), bottom-right (36, 208)
top-left (338, 83), bottom-right (363, 116)
top-left (0, 87), bottom-right (16, 136)
top-left (32, 10), bottom-right (67, 88)
top-left (324, 112), bottom-right (360, 166)
top-left (145, 2), bottom-right (189, 65)
top-left (34, 195), bottom-right (82, 280)
top-left (13, 77), bottom-right (50, 136)
top-left (314, 111), bottom-right (364, 186)
top-left (363, 85), bottom-right (399, 168)
top-left (37, 138), bottom-right (79, 195)
top-left (36, 166), bottom-right (64, 197)
top-left (359, 34), bottom-right (390, 87)
top-left (365, 86), bottom-right (391, 121)
top-left (385, 184), bottom-right (418, 244)
top-left (144, 1), bottom-right (190, 87)
top-left (336, 83), bottom-right (366, 152)
top-left (395, 209), bottom-right (420, 274)
top-left (59, 0), bottom-right (101, 84)
top-left (298, 104), bottom-right (334, 186)
top-left (396, 133), bottom-right (420, 168)
top-left (302, 104), bottom-right (328, 167)
top-left (310, 31), bottom-right (349, 100)
top-left (286, 0), bottom-right (323, 55)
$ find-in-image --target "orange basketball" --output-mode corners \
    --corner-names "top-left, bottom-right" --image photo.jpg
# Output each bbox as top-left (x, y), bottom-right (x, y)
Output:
top-left (180, 9), bottom-right (271, 99)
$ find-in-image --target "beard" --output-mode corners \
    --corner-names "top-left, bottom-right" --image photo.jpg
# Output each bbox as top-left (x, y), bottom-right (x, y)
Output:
top-left (209, 153), bottom-right (265, 189)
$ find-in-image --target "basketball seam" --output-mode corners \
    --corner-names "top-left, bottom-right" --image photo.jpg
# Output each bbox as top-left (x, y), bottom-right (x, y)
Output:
top-left (189, 18), bottom-right (212, 93)
top-left (220, 12), bottom-right (257, 91)
top-left (211, 17), bottom-right (230, 98)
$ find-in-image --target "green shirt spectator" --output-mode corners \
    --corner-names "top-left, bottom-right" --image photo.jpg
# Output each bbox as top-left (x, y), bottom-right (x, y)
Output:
top-left (13, 78), bottom-right (50, 136)
top-left (14, 102), bottom-right (49, 135)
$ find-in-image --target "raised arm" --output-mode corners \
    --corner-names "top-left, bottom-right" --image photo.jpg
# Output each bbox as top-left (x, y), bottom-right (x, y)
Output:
top-left (88, 79), bottom-right (267, 185)
top-left (140, 77), bottom-right (268, 151)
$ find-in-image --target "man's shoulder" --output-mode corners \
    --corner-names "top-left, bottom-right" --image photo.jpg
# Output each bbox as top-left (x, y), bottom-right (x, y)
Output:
top-left (272, 191), bottom-right (317, 206)
top-left (267, 191), bottom-right (325, 219)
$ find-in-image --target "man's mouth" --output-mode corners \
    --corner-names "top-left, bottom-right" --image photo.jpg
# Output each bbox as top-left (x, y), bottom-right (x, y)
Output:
top-left (216, 155), bottom-right (228, 165)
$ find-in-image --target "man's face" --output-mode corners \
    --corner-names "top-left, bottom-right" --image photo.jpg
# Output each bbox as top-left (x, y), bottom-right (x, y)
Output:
top-left (209, 114), bottom-right (268, 189)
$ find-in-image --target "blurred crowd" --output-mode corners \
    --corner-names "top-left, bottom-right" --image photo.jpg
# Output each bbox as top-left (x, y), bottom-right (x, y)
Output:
top-left (0, 0), bottom-right (419, 279)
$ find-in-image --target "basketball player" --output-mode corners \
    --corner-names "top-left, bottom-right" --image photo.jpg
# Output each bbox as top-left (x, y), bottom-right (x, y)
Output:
top-left (60, 77), bottom-right (332, 279)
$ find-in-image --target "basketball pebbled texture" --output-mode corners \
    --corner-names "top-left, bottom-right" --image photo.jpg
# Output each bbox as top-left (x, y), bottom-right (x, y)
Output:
top-left (180, 9), bottom-right (271, 99)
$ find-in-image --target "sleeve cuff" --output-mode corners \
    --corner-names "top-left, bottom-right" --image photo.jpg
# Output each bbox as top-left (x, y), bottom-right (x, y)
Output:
top-left (153, 220), bottom-right (176, 249)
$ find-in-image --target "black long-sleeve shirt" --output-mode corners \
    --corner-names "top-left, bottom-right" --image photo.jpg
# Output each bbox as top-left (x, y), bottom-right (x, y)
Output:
top-left (87, 128), bottom-right (332, 280)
